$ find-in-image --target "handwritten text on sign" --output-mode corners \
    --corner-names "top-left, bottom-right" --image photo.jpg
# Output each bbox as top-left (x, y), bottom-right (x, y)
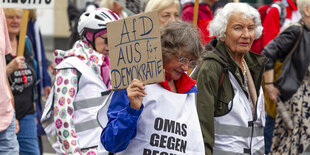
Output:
top-left (108, 11), bottom-right (164, 90)
top-left (0, 0), bottom-right (54, 9)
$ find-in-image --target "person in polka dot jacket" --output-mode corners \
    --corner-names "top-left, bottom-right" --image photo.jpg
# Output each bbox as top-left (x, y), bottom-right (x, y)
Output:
top-left (51, 8), bottom-right (119, 154)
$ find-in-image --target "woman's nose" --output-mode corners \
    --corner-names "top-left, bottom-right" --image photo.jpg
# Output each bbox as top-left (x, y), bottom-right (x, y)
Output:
top-left (181, 63), bottom-right (189, 71)
top-left (242, 29), bottom-right (250, 38)
top-left (170, 15), bottom-right (177, 22)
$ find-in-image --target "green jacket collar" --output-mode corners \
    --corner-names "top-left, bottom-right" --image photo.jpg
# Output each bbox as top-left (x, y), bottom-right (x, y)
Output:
top-left (204, 38), bottom-right (266, 92)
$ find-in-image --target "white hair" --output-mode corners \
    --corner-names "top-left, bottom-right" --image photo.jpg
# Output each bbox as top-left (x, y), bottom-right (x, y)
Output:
top-left (209, 3), bottom-right (263, 40)
top-left (144, 0), bottom-right (180, 12)
top-left (297, 0), bottom-right (310, 17)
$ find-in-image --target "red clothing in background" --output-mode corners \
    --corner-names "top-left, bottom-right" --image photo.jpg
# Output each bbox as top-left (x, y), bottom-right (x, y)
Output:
top-left (182, 3), bottom-right (214, 45)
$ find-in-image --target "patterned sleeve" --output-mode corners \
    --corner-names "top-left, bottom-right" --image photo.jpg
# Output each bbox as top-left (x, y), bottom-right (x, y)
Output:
top-left (53, 68), bottom-right (82, 154)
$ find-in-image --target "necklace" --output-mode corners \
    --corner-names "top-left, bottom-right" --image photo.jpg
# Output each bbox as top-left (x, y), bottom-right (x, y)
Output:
top-left (241, 59), bottom-right (247, 75)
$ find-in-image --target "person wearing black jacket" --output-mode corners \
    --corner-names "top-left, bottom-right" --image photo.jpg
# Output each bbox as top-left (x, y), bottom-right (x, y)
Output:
top-left (262, 0), bottom-right (310, 154)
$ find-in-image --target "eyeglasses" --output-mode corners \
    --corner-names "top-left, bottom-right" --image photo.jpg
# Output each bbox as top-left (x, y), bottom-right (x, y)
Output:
top-left (178, 57), bottom-right (197, 68)
top-left (98, 36), bottom-right (108, 44)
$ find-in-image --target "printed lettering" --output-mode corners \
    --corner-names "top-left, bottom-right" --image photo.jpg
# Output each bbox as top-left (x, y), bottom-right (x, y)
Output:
top-left (163, 119), bottom-right (175, 133)
top-left (149, 133), bottom-right (187, 153)
top-left (143, 149), bottom-right (151, 155)
top-left (143, 149), bottom-right (176, 155)
top-left (154, 117), bottom-right (163, 131)
top-left (2, 0), bottom-right (51, 4)
top-left (150, 133), bottom-right (159, 146)
top-left (181, 124), bottom-right (187, 137)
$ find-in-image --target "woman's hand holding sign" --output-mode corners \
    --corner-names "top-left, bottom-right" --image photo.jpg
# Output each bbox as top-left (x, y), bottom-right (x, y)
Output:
top-left (127, 79), bottom-right (147, 109)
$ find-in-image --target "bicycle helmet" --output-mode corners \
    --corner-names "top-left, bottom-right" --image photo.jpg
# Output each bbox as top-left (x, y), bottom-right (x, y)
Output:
top-left (77, 8), bottom-right (119, 48)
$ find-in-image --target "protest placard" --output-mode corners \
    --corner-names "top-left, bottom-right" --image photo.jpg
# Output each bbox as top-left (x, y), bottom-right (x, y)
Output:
top-left (0, 0), bottom-right (54, 9)
top-left (108, 10), bottom-right (164, 90)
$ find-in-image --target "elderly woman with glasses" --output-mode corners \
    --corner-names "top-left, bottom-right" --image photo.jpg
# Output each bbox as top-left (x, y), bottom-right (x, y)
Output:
top-left (100, 20), bottom-right (205, 154)
top-left (192, 3), bottom-right (266, 155)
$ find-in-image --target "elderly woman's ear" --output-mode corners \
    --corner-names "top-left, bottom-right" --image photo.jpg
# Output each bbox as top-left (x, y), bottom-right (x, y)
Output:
top-left (304, 6), bottom-right (310, 17)
top-left (219, 37), bottom-right (225, 42)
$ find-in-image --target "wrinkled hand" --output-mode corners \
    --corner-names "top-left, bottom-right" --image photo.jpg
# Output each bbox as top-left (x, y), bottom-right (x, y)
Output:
top-left (127, 79), bottom-right (147, 110)
top-left (265, 84), bottom-right (280, 103)
top-left (44, 86), bottom-right (52, 98)
top-left (15, 119), bottom-right (20, 134)
top-left (7, 56), bottom-right (25, 75)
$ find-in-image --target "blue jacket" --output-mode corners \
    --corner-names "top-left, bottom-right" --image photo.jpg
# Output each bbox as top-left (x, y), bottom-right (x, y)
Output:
top-left (27, 20), bottom-right (52, 136)
top-left (100, 85), bottom-right (198, 153)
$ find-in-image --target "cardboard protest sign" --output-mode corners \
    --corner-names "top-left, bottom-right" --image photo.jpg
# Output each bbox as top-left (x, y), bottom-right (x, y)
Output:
top-left (108, 10), bottom-right (164, 90)
top-left (0, 0), bottom-right (54, 9)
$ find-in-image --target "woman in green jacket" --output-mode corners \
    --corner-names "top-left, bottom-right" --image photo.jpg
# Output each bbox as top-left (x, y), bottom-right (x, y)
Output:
top-left (192, 2), bottom-right (266, 155)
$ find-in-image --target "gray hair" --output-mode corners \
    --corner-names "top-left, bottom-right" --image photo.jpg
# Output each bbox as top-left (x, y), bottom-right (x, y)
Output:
top-left (160, 20), bottom-right (202, 62)
top-left (297, 0), bottom-right (310, 17)
top-left (145, 0), bottom-right (180, 13)
top-left (209, 3), bottom-right (263, 40)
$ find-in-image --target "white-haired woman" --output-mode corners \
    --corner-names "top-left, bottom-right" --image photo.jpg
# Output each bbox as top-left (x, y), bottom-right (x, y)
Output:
top-left (144, 0), bottom-right (180, 26)
top-left (192, 3), bottom-right (266, 155)
top-left (263, 0), bottom-right (310, 154)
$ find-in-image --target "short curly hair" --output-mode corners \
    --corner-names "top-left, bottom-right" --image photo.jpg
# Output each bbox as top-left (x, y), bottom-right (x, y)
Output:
top-left (209, 3), bottom-right (263, 40)
top-left (160, 20), bottom-right (202, 63)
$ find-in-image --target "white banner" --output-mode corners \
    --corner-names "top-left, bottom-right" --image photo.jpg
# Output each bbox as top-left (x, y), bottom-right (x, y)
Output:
top-left (0, 0), bottom-right (54, 9)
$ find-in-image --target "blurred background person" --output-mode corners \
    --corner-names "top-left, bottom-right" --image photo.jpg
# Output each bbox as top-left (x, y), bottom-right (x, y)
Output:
top-left (144, 0), bottom-right (180, 26)
top-left (44, 8), bottom-right (119, 154)
top-left (27, 9), bottom-right (52, 155)
top-left (0, 6), bottom-right (19, 155)
top-left (101, 0), bottom-right (128, 18)
top-left (4, 8), bottom-right (40, 155)
top-left (181, 0), bottom-right (218, 45)
top-left (192, 3), bottom-right (266, 154)
top-left (262, 0), bottom-right (310, 154)
top-left (281, 0), bottom-right (301, 29)
top-left (67, 0), bottom-right (101, 49)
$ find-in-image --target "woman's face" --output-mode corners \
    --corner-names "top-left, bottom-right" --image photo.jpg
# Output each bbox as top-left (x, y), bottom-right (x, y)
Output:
top-left (94, 33), bottom-right (109, 56)
top-left (5, 13), bottom-right (22, 36)
top-left (164, 52), bottom-right (196, 81)
top-left (221, 12), bottom-right (256, 54)
top-left (158, 3), bottom-right (179, 26)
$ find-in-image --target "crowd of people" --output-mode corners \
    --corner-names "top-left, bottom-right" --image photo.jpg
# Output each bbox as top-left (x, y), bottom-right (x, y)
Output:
top-left (1, 0), bottom-right (310, 154)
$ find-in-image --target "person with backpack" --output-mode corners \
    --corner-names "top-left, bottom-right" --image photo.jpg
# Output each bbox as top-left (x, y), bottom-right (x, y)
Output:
top-left (43, 8), bottom-right (119, 154)
top-left (4, 8), bottom-right (40, 155)
top-left (192, 3), bottom-right (266, 154)
top-left (262, 0), bottom-right (310, 154)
